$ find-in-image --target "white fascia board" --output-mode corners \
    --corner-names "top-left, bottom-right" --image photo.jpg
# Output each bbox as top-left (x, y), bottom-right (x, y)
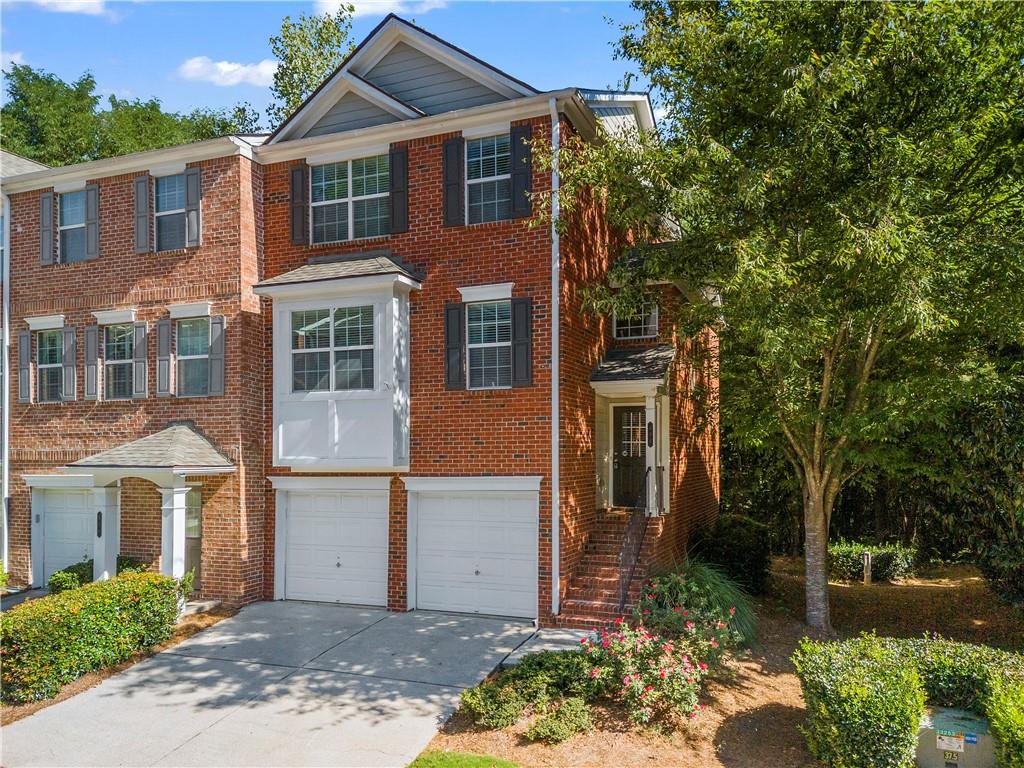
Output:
top-left (52, 180), bottom-right (86, 194)
top-left (254, 274), bottom-right (420, 300)
top-left (258, 90), bottom-right (577, 164)
top-left (458, 282), bottom-right (514, 303)
top-left (167, 301), bottom-right (211, 319)
top-left (462, 121), bottom-right (512, 140)
top-left (171, 466), bottom-right (236, 476)
top-left (22, 473), bottom-right (95, 488)
top-left (590, 378), bottom-right (663, 397)
top-left (268, 475), bottom-right (393, 491)
top-left (25, 314), bottom-right (65, 331)
top-left (148, 162), bottom-right (187, 178)
top-left (402, 476), bottom-right (543, 493)
top-left (2, 137), bottom-right (245, 195)
top-left (92, 308), bottom-right (137, 325)
top-left (307, 143), bottom-right (391, 167)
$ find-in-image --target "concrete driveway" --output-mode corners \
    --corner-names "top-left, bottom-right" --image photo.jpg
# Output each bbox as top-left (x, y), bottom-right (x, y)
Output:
top-left (2, 602), bottom-right (535, 767)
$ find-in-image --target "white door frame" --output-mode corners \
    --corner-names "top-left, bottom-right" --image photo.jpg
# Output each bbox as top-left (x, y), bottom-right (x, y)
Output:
top-left (402, 475), bottom-right (542, 617)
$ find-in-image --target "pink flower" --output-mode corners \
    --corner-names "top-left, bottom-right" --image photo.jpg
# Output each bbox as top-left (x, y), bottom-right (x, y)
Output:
top-left (615, 617), bottom-right (625, 625)
top-left (579, 637), bottom-right (588, 644)
top-left (686, 621), bottom-right (695, 631)
top-left (658, 669), bottom-right (667, 679)
top-left (601, 639), bottom-right (610, 648)
top-left (647, 594), bottom-right (655, 600)
top-left (645, 685), bottom-right (653, 693)
top-left (699, 662), bottom-right (708, 671)
top-left (683, 610), bottom-right (689, 617)
top-left (729, 607), bottom-right (736, 616)
top-left (642, 609), bottom-right (650, 616)
top-left (673, 606), bottom-right (682, 613)
top-left (689, 711), bottom-right (698, 720)
top-left (710, 640), bottom-right (719, 648)
top-left (590, 667), bottom-right (601, 679)
top-left (623, 675), bottom-right (632, 685)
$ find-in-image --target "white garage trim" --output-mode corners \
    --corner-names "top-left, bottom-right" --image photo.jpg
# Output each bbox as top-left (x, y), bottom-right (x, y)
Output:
top-left (269, 476), bottom-right (392, 491)
top-left (405, 478), bottom-right (540, 619)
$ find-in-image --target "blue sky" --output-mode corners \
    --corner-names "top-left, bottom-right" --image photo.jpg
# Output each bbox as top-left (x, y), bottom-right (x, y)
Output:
top-left (0, 0), bottom-right (644, 127)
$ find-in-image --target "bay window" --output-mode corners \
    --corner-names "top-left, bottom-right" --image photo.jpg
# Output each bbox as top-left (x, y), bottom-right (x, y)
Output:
top-left (291, 305), bottom-right (375, 392)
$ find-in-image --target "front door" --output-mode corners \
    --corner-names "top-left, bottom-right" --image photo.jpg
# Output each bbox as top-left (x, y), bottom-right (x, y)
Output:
top-left (184, 487), bottom-right (202, 592)
top-left (613, 405), bottom-right (646, 507)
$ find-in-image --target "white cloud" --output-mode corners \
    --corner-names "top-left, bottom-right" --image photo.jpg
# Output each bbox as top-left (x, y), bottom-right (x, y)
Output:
top-left (25, 0), bottom-right (107, 15)
top-left (176, 56), bottom-right (278, 88)
top-left (315, 0), bottom-right (447, 19)
top-left (1, 50), bottom-right (25, 70)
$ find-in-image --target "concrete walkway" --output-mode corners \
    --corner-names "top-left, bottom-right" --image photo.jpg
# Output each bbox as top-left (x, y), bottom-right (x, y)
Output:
top-left (1, 601), bottom-right (535, 767)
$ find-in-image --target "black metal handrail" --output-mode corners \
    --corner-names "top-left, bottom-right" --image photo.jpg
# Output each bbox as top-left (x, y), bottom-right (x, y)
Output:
top-left (618, 468), bottom-right (651, 612)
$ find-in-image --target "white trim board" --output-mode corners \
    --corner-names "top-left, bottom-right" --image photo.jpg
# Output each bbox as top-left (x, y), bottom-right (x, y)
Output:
top-left (402, 475), bottom-right (542, 493)
top-left (458, 282), bottom-right (514, 303)
top-left (268, 475), bottom-right (392, 491)
top-left (92, 308), bottom-right (137, 325)
top-left (22, 474), bottom-right (95, 489)
top-left (168, 301), bottom-right (211, 319)
top-left (24, 314), bottom-right (65, 331)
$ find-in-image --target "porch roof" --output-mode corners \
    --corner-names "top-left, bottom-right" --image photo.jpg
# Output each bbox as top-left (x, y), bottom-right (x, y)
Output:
top-left (67, 424), bottom-right (234, 472)
top-left (254, 250), bottom-right (421, 289)
top-left (590, 344), bottom-right (675, 383)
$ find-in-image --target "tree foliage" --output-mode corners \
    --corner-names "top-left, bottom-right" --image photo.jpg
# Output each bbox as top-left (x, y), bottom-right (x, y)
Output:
top-left (268, 5), bottom-right (355, 126)
top-left (1, 63), bottom-right (261, 167)
top-left (553, 1), bottom-right (1024, 629)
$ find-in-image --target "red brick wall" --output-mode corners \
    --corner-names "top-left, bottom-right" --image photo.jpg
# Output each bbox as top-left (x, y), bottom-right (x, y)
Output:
top-left (5, 154), bottom-right (265, 602)
top-left (260, 115), bottom-right (556, 620)
top-left (119, 477), bottom-right (162, 566)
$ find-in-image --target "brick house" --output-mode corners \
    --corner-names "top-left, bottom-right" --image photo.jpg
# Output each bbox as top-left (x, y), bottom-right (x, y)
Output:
top-left (0, 15), bottom-right (719, 626)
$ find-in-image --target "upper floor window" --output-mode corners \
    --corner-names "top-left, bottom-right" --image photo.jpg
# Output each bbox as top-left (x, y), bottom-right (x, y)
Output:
top-left (466, 134), bottom-right (511, 224)
top-left (614, 305), bottom-right (658, 340)
top-left (155, 174), bottom-right (187, 251)
top-left (466, 300), bottom-right (512, 389)
top-left (36, 329), bottom-right (63, 402)
top-left (176, 317), bottom-right (210, 396)
top-left (58, 190), bottom-right (88, 264)
top-left (311, 155), bottom-right (390, 244)
top-left (291, 305), bottom-right (375, 392)
top-left (104, 323), bottom-right (134, 400)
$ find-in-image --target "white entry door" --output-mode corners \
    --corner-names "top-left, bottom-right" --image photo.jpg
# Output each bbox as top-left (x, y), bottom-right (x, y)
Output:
top-left (283, 490), bottom-right (388, 605)
top-left (43, 490), bottom-right (94, 581)
top-left (415, 491), bottom-right (538, 619)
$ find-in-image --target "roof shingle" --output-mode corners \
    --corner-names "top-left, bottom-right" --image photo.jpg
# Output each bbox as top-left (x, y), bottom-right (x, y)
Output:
top-left (69, 424), bottom-right (233, 470)
top-left (591, 345), bottom-right (676, 382)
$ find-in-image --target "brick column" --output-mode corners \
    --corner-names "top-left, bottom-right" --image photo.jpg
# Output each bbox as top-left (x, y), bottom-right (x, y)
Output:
top-left (387, 476), bottom-right (408, 612)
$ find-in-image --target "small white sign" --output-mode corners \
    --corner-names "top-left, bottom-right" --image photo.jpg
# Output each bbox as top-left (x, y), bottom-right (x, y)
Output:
top-left (937, 733), bottom-right (965, 753)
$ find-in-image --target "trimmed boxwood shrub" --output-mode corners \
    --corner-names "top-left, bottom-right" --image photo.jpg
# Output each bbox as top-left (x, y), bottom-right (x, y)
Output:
top-left (46, 555), bottom-right (153, 594)
top-left (694, 515), bottom-right (772, 594)
top-left (793, 635), bottom-right (1024, 768)
top-left (47, 571), bottom-right (81, 594)
top-left (525, 697), bottom-right (592, 744)
top-left (828, 539), bottom-right (916, 582)
top-left (1, 572), bottom-right (179, 703)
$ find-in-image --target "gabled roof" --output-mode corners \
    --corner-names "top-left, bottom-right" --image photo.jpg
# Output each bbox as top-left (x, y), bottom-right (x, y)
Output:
top-left (68, 424), bottom-right (234, 470)
top-left (591, 345), bottom-right (676, 383)
top-left (269, 14), bottom-right (537, 144)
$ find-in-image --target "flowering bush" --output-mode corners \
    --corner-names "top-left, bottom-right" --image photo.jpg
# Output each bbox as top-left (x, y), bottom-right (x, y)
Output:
top-left (581, 621), bottom-right (710, 724)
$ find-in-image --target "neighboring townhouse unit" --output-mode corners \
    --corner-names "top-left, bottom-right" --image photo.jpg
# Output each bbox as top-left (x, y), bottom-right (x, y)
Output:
top-left (1, 15), bottom-right (719, 627)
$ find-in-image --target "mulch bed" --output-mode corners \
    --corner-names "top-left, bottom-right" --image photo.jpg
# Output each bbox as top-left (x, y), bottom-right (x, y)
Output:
top-left (426, 559), bottom-right (1024, 767)
top-left (0, 605), bottom-right (237, 726)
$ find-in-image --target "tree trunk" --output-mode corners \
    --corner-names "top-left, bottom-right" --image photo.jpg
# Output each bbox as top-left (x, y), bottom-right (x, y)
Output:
top-left (804, 485), bottom-right (833, 632)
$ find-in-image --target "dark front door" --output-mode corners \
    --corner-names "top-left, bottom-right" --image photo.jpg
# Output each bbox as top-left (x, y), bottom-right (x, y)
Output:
top-left (613, 405), bottom-right (646, 507)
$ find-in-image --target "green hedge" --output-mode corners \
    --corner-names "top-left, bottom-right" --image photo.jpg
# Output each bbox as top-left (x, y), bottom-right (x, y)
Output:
top-left (47, 555), bottom-right (152, 594)
top-left (828, 539), bottom-right (916, 582)
top-left (793, 635), bottom-right (1024, 768)
top-left (694, 515), bottom-right (772, 594)
top-left (1, 572), bottom-right (179, 703)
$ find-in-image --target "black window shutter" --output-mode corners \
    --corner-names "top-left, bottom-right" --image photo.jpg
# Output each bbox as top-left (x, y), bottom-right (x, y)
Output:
top-left (61, 327), bottom-right (76, 401)
top-left (510, 124), bottom-right (533, 219)
top-left (84, 325), bottom-right (99, 400)
top-left (39, 192), bottom-right (54, 265)
top-left (132, 321), bottom-right (148, 398)
top-left (442, 137), bottom-right (464, 227)
top-left (389, 146), bottom-right (409, 234)
top-left (511, 297), bottom-right (532, 386)
top-left (134, 175), bottom-right (151, 253)
top-left (290, 164), bottom-right (309, 245)
top-left (208, 315), bottom-right (225, 396)
top-left (156, 318), bottom-right (172, 396)
top-left (85, 184), bottom-right (100, 260)
top-left (17, 331), bottom-right (31, 402)
top-left (444, 302), bottom-right (465, 390)
top-left (185, 167), bottom-right (202, 247)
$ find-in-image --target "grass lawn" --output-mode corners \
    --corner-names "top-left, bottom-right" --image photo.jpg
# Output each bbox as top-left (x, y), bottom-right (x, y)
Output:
top-left (424, 558), bottom-right (1024, 768)
top-left (410, 752), bottom-right (520, 768)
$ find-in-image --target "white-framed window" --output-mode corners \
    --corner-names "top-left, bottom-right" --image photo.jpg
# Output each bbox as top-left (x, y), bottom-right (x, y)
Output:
top-left (466, 134), bottom-right (512, 224)
top-left (103, 323), bottom-right (134, 400)
top-left (291, 305), bottom-right (375, 392)
top-left (58, 190), bottom-right (87, 264)
top-left (466, 299), bottom-right (512, 389)
top-left (36, 329), bottom-right (63, 402)
top-left (176, 317), bottom-right (210, 396)
top-left (155, 174), bottom-right (186, 252)
top-left (614, 305), bottom-right (659, 340)
top-left (311, 155), bottom-right (390, 244)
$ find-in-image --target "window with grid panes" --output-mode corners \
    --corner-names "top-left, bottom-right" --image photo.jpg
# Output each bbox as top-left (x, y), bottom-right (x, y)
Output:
top-left (104, 324), bottom-right (134, 399)
top-left (36, 329), bottom-right (63, 402)
top-left (311, 155), bottom-right (390, 244)
top-left (466, 300), bottom-right (512, 389)
top-left (614, 305), bottom-right (658, 339)
top-left (291, 306), bottom-right (375, 392)
top-left (155, 174), bottom-right (187, 251)
top-left (466, 134), bottom-right (512, 224)
top-left (176, 317), bottom-right (210, 396)
top-left (58, 190), bottom-right (87, 263)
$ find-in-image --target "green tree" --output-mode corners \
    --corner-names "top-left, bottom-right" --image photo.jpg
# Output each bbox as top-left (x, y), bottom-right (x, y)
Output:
top-left (553, 1), bottom-right (1024, 629)
top-left (268, 5), bottom-right (355, 126)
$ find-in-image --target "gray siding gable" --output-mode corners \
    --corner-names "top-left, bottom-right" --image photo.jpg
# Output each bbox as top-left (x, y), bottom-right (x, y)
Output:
top-left (363, 42), bottom-right (506, 116)
top-left (303, 90), bottom-right (400, 139)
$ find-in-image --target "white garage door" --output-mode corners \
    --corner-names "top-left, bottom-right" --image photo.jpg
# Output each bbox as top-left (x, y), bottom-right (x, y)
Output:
top-left (415, 491), bottom-right (538, 619)
top-left (284, 490), bottom-right (388, 605)
top-left (43, 490), bottom-right (94, 581)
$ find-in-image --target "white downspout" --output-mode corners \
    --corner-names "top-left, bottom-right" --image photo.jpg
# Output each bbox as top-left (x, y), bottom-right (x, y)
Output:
top-left (549, 98), bottom-right (561, 616)
top-left (2, 193), bottom-right (11, 572)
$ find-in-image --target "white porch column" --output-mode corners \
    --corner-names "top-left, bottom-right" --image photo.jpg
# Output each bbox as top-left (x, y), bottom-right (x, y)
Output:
top-left (159, 486), bottom-right (189, 578)
top-left (30, 488), bottom-right (45, 586)
top-left (645, 395), bottom-right (657, 517)
top-left (92, 486), bottom-right (120, 581)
